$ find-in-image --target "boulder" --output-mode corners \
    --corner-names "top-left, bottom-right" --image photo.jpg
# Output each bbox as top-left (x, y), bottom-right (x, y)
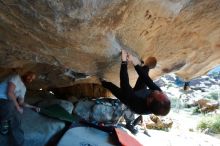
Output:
top-left (22, 108), bottom-right (66, 146)
top-left (196, 99), bottom-right (219, 113)
top-left (145, 115), bottom-right (173, 130)
top-left (0, 99), bottom-right (74, 146)
top-left (74, 98), bottom-right (127, 124)
top-left (1, 0), bottom-right (220, 89)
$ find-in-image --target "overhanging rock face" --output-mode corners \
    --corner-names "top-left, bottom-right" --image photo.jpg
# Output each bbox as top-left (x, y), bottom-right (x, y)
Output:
top-left (0, 0), bottom-right (220, 89)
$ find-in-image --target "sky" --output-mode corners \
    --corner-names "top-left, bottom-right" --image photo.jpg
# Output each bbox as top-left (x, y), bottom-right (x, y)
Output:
top-left (208, 65), bottom-right (220, 74)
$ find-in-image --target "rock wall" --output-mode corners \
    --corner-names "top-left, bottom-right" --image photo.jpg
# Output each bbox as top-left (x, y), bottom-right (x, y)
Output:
top-left (51, 83), bottom-right (112, 98)
top-left (0, 0), bottom-right (220, 89)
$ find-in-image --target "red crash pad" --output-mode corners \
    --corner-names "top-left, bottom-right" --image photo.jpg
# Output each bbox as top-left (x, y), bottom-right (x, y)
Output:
top-left (115, 128), bottom-right (143, 146)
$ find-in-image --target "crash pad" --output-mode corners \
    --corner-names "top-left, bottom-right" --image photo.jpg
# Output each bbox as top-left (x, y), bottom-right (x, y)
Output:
top-left (115, 128), bottom-right (143, 146)
top-left (57, 127), bottom-right (115, 146)
top-left (39, 104), bottom-right (74, 123)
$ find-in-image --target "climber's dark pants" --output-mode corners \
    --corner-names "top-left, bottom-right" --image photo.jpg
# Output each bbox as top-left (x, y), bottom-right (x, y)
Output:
top-left (102, 62), bottom-right (148, 115)
top-left (0, 99), bottom-right (24, 146)
top-left (101, 63), bottom-right (136, 106)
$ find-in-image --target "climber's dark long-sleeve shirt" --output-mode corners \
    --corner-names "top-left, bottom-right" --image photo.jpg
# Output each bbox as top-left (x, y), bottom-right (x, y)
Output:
top-left (102, 63), bottom-right (161, 114)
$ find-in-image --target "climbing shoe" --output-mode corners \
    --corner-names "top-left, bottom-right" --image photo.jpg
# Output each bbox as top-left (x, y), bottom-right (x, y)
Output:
top-left (0, 120), bottom-right (9, 135)
top-left (125, 124), bottom-right (138, 135)
top-left (133, 115), bottom-right (143, 126)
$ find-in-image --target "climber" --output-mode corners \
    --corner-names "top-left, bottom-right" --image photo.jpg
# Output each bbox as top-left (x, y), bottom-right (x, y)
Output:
top-left (124, 56), bottom-right (159, 134)
top-left (183, 81), bottom-right (190, 91)
top-left (101, 50), bottom-right (171, 133)
top-left (0, 71), bottom-right (39, 146)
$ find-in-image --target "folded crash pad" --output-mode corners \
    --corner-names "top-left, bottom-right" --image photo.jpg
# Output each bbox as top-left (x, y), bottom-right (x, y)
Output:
top-left (39, 104), bottom-right (74, 123)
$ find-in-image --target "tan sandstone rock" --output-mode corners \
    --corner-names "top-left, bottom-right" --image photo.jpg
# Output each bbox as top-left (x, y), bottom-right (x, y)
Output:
top-left (0, 0), bottom-right (220, 93)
